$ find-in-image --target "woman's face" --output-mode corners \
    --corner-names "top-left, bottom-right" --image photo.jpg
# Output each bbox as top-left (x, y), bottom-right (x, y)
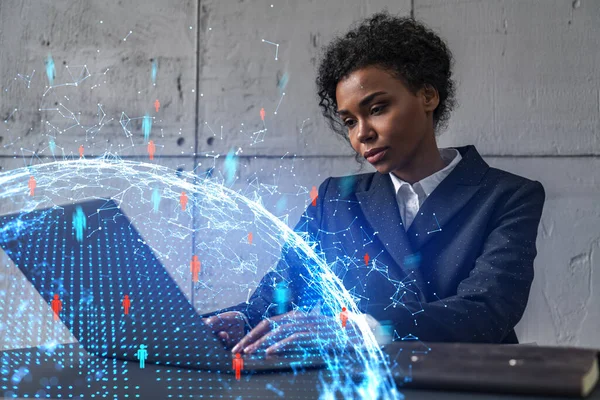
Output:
top-left (335, 65), bottom-right (439, 175)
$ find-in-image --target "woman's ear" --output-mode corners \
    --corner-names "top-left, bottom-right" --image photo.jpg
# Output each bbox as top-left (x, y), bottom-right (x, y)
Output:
top-left (421, 84), bottom-right (439, 111)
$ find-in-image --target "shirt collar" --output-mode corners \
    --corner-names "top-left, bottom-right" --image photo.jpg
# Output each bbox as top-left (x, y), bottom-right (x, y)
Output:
top-left (389, 147), bottom-right (462, 197)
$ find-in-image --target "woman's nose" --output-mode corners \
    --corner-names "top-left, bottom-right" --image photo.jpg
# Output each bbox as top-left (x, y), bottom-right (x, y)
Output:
top-left (356, 122), bottom-right (376, 142)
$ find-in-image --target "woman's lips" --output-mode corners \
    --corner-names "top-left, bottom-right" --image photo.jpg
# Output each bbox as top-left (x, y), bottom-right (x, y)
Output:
top-left (366, 148), bottom-right (389, 164)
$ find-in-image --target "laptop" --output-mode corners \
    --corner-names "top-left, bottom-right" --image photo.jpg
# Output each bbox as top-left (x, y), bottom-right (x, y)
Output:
top-left (0, 199), bottom-right (326, 373)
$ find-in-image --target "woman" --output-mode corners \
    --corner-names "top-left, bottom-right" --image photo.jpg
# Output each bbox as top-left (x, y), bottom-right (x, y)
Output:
top-left (203, 11), bottom-right (545, 355)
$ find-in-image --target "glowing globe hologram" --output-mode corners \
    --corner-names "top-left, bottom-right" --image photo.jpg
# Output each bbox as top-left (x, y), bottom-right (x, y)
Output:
top-left (0, 155), bottom-right (400, 399)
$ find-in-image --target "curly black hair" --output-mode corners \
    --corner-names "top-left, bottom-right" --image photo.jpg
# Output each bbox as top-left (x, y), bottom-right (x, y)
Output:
top-left (315, 10), bottom-right (457, 165)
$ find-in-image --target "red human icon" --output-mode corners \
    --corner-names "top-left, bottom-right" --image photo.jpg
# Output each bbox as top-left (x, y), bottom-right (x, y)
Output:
top-left (340, 307), bottom-right (349, 328)
top-left (28, 176), bottom-right (36, 196)
top-left (190, 255), bottom-right (201, 283)
top-left (260, 107), bottom-right (265, 121)
top-left (364, 253), bottom-right (370, 266)
top-left (180, 191), bottom-right (188, 211)
top-left (154, 99), bottom-right (160, 113)
top-left (247, 232), bottom-right (253, 245)
top-left (148, 140), bottom-right (156, 160)
top-left (122, 295), bottom-right (131, 315)
top-left (233, 353), bottom-right (244, 381)
top-left (51, 294), bottom-right (62, 321)
top-left (79, 145), bottom-right (84, 158)
top-left (310, 186), bottom-right (318, 207)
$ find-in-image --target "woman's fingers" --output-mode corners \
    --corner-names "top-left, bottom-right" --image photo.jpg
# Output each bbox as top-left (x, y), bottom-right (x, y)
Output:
top-left (244, 315), bottom-right (349, 354)
top-left (203, 311), bottom-right (242, 331)
top-left (203, 312), bottom-right (246, 348)
top-left (230, 312), bottom-right (364, 355)
top-left (244, 322), bottom-right (318, 354)
top-left (277, 312), bottom-right (323, 326)
top-left (263, 327), bottom-right (360, 356)
top-left (231, 317), bottom-right (275, 354)
top-left (265, 332), bottom-right (316, 355)
top-left (218, 331), bottom-right (242, 348)
top-left (230, 311), bottom-right (314, 354)
top-left (218, 331), bottom-right (229, 340)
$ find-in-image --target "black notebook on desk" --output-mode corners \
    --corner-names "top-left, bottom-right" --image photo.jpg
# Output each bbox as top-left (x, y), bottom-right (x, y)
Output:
top-left (382, 342), bottom-right (599, 398)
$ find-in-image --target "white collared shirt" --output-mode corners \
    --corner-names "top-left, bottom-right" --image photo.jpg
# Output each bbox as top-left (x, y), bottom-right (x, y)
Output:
top-left (389, 147), bottom-right (462, 231)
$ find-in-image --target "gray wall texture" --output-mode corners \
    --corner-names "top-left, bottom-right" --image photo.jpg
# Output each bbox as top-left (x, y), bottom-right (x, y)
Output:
top-left (0, 0), bottom-right (598, 349)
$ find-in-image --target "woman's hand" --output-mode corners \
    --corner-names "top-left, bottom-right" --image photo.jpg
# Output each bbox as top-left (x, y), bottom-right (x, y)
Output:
top-left (202, 311), bottom-right (247, 348)
top-left (230, 310), bottom-right (363, 356)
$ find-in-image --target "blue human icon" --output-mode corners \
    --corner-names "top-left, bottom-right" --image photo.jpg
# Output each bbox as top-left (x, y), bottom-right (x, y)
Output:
top-left (49, 139), bottom-right (56, 156)
top-left (275, 196), bottom-right (287, 214)
top-left (151, 59), bottom-right (158, 85)
top-left (340, 175), bottom-right (356, 199)
top-left (224, 148), bottom-right (238, 186)
top-left (45, 54), bottom-right (56, 86)
top-left (142, 114), bottom-right (152, 142)
top-left (278, 71), bottom-right (289, 96)
top-left (151, 188), bottom-right (161, 212)
top-left (72, 205), bottom-right (87, 243)
top-left (136, 344), bottom-right (148, 368)
top-left (375, 321), bottom-right (394, 345)
top-left (274, 280), bottom-right (290, 315)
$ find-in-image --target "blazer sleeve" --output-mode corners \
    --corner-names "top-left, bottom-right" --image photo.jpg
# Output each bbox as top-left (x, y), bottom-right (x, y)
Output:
top-left (202, 178), bottom-right (331, 328)
top-left (385, 180), bottom-right (546, 343)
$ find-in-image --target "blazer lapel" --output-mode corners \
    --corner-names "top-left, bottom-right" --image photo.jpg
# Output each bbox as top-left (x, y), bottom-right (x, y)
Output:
top-left (356, 172), bottom-right (427, 298)
top-left (406, 145), bottom-right (489, 252)
top-left (354, 145), bottom-right (489, 301)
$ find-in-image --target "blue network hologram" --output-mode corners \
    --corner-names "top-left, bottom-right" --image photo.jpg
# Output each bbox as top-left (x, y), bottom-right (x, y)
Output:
top-left (0, 157), bottom-right (400, 399)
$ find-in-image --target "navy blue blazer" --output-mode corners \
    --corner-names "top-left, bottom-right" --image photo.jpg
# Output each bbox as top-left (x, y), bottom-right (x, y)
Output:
top-left (223, 145), bottom-right (546, 344)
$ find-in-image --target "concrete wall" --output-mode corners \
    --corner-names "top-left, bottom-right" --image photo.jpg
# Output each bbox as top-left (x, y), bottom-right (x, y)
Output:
top-left (0, 0), bottom-right (598, 349)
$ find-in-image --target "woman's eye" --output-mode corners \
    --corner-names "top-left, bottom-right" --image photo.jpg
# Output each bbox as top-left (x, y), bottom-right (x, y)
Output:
top-left (344, 106), bottom-right (385, 128)
top-left (371, 105), bottom-right (385, 114)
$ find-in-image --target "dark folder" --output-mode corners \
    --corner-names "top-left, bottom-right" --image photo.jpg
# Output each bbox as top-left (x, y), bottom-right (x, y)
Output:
top-left (384, 342), bottom-right (599, 398)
